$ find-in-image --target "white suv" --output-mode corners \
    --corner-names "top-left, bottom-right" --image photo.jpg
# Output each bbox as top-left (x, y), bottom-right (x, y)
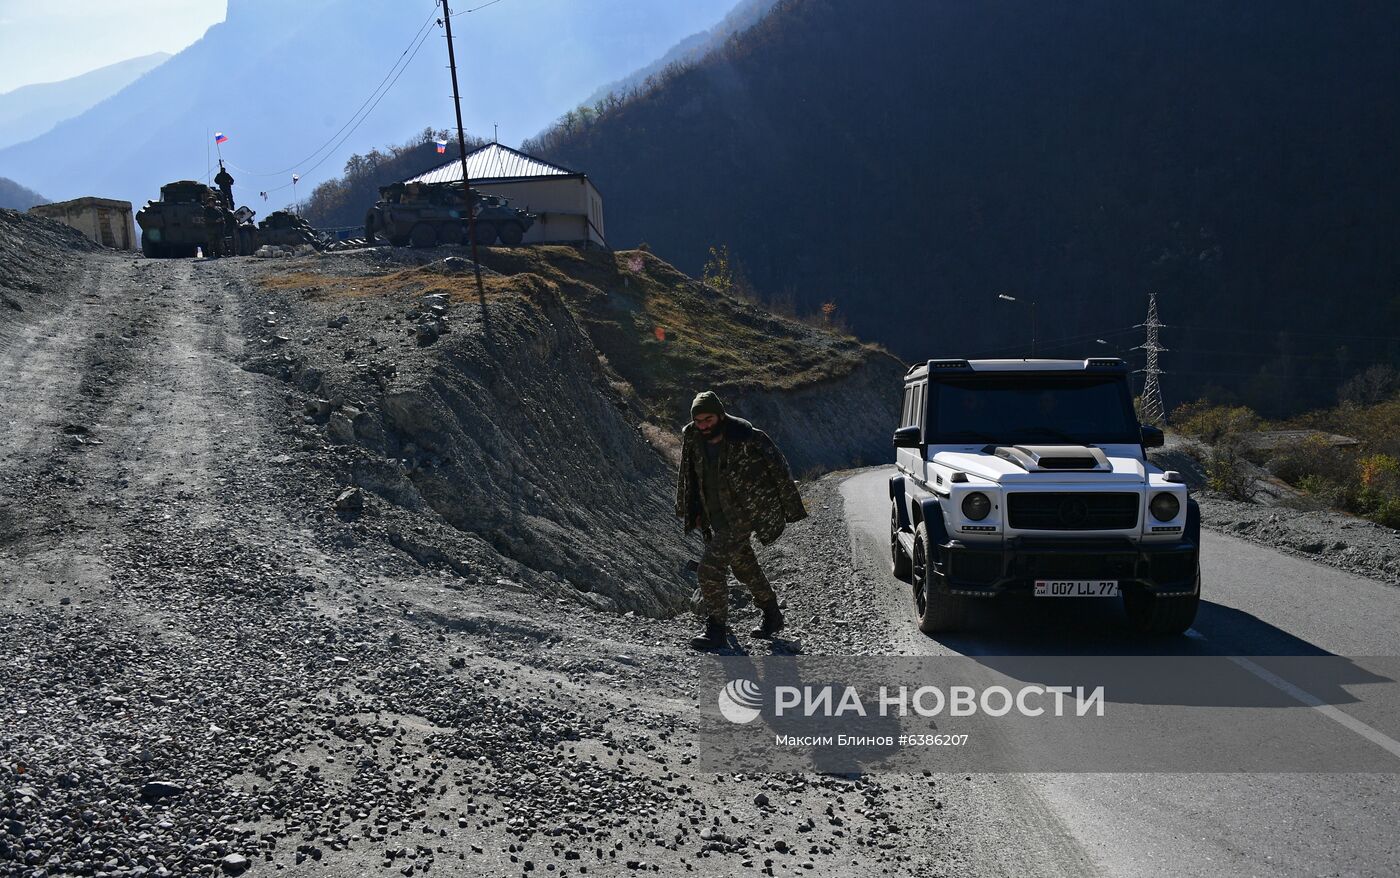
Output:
top-left (889, 358), bottom-right (1199, 635)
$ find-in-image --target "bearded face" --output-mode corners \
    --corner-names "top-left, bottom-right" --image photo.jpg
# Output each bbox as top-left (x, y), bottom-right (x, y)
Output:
top-left (694, 413), bottom-right (723, 438)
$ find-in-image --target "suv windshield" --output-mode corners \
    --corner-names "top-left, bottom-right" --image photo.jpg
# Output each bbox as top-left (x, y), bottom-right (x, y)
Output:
top-left (928, 374), bottom-right (1139, 445)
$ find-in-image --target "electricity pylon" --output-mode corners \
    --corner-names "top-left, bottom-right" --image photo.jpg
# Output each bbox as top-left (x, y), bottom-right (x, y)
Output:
top-left (1134, 292), bottom-right (1167, 425)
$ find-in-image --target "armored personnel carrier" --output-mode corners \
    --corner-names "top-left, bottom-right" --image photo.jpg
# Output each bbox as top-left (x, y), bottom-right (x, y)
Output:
top-left (258, 210), bottom-right (327, 249)
top-left (364, 180), bottom-right (534, 248)
top-left (136, 180), bottom-right (243, 258)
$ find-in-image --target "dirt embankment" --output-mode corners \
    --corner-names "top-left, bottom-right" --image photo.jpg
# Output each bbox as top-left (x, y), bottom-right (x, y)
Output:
top-left (243, 245), bottom-right (903, 615)
top-left (475, 246), bottom-right (907, 474)
top-left (0, 217), bottom-right (954, 878)
top-left (0, 207), bottom-right (97, 326)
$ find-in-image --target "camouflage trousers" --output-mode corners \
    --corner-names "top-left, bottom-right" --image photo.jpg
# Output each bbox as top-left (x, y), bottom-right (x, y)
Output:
top-left (698, 527), bottom-right (776, 624)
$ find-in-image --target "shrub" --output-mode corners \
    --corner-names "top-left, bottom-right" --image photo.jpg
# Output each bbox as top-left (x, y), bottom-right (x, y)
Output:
top-left (1268, 434), bottom-right (1353, 485)
top-left (1206, 437), bottom-right (1258, 501)
top-left (1171, 399), bottom-right (1260, 444)
top-left (1357, 454), bottom-right (1400, 527)
top-left (1338, 364), bottom-right (1400, 406)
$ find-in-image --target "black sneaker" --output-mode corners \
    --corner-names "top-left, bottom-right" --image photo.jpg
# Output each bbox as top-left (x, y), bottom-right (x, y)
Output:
top-left (689, 617), bottom-right (728, 650)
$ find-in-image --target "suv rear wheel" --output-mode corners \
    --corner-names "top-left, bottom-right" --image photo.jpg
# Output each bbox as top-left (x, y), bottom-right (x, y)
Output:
top-left (912, 520), bottom-right (968, 633)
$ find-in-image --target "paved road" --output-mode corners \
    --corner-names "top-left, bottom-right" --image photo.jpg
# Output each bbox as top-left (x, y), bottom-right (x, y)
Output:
top-left (839, 466), bottom-right (1400, 877)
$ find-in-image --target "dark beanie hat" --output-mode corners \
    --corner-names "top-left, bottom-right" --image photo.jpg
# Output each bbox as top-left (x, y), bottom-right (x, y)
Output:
top-left (691, 390), bottom-right (726, 418)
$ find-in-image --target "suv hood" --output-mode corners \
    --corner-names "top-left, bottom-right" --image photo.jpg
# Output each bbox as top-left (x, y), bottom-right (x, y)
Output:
top-left (932, 444), bottom-right (1146, 485)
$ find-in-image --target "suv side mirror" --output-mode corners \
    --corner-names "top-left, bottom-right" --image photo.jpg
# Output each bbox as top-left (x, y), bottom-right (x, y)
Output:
top-left (1140, 425), bottom-right (1164, 448)
top-left (893, 425), bottom-right (923, 448)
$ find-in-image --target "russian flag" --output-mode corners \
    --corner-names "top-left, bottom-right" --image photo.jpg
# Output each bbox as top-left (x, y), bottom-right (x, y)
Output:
top-left (214, 132), bottom-right (229, 144)
top-left (435, 139), bottom-right (447, 154)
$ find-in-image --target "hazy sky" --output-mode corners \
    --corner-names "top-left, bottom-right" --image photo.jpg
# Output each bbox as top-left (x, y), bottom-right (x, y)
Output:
top-left (0, 0), bottom-right (741, 102)
top-left (0, 0), bottom-right (227, 94)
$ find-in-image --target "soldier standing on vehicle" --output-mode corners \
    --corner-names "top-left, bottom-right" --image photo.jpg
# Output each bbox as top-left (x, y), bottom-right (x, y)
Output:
top-left (676, 391), bottom-right (807, 650)
top-left (214, 161), bottom-right (236, 210)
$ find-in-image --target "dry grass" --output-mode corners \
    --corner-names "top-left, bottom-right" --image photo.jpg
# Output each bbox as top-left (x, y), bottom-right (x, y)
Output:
top-left (256, 245), bottom-right (885, 425)
top-left (256, 266), bottom-right (518, 304)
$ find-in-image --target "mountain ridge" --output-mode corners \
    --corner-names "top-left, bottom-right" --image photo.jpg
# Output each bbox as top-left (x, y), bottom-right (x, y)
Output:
top-left (0, 52), bottom-right (171, 151)
top-left (531, 0), bottom-right (1400, 416)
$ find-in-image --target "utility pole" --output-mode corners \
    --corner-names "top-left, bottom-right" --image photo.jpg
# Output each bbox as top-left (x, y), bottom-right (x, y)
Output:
top-left (1135, 291), bottom-right (1168, 425)
top-left (439, 0), bottom-right (485, 298)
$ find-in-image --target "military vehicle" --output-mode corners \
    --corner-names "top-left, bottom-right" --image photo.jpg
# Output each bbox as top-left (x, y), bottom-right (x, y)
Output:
top-left (136, 180), bottom-right (246, 258)
top-left (364, 180), bottom-right (534, 249)
top-left (258, 210), bottom-right (328, 249)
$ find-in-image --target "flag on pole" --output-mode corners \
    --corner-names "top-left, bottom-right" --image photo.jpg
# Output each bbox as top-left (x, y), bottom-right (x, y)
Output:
top-left (435, 139), bottom-right (448, 154)
top-left (214, 132), bottom-right (229, 144)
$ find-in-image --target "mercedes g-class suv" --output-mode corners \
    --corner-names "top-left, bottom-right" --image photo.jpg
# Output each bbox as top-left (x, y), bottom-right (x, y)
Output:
top-left (889, 358), bottom-right (1199, 635)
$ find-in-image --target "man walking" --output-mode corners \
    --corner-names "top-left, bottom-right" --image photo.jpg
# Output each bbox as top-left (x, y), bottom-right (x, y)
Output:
top-left (676, 391), bottom-right (807, 650)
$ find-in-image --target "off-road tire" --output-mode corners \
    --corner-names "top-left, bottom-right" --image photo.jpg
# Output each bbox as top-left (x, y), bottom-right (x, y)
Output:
top-left (498, 221), bottom-right (524, 246)
top-left (890, 499), bottom-right (911, 580)
top-left (912, 520), bottom-right (967, 633)
top-left (439, 221), bottom-right (464, 245)
top-left (141, 235), bottom-right (159, 258)
top-left (409, 224), bottom-right (438, 249)
top-left (472, 222), bottom-right (498, 246)
top-left (1123, 565), bottom-right (1200, 636)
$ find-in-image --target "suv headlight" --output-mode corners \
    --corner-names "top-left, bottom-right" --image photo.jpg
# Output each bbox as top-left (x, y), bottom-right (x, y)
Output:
top-left (1149, 492), bottom-right (1181, 522)
top-left (962, 492), bottom-right (991, 521)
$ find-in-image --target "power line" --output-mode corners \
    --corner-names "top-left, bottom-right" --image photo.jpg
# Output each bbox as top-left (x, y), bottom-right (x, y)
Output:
top-left (222, 4), bottom-right (440, 180)
top-left (959, 326), bottom-right (1139, 359)
top-left (1172, 324), bottom-right (1400, 344)
top-left (261, 22), bottom-right (438, 196)
top-left (452, 0), bottom-right (507, 15)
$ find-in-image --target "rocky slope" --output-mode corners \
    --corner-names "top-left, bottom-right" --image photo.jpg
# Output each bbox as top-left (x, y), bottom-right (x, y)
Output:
top-left (0, 216), bottom-right (948, 877)
top-left (0, 208), bottom-right (96, 314)
top-left (240, 244), bottom-right (902, 616)
top-left (473, 246), bottom-right (905, 474)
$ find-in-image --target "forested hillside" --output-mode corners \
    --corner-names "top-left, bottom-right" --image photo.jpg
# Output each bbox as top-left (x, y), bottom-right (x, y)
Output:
top-left (528, 0), bottom-right (1400, 415)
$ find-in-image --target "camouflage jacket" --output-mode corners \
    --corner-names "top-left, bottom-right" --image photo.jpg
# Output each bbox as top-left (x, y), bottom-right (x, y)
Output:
top-left (675, 415), bottom-right (807, 545)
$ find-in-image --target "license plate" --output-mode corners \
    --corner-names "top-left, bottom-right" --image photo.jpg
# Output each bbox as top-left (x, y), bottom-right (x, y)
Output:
top-left (1034, 579), bottom-right (1119, 597)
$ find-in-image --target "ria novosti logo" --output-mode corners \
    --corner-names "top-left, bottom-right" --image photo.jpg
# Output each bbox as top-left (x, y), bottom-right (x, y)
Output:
top-left (717, 679), bottom-right (763, 724)
top-left (716, 679), bottom-right (1106, 724)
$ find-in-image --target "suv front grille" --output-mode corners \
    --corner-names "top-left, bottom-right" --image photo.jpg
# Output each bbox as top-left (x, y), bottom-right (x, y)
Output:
top-left (1007, 492), bottom-right (1139, 530)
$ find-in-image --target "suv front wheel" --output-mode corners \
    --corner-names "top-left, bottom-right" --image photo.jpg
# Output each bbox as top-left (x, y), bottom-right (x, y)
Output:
top-left (1122, 564), bottom-right (1200, 636)
top-left (912, 520), bottom-right (968, 633)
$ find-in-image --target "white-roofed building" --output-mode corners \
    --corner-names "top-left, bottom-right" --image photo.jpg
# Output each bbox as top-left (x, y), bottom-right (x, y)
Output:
top-left (405, 142), bottom-right (606, 248)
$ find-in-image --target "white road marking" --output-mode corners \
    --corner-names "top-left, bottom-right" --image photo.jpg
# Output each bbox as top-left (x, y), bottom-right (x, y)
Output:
top-left (1186, 628), bottom-right (1400, 762)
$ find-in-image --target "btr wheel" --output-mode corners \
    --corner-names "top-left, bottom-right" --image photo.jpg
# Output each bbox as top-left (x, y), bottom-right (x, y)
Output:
top-left (409, 224), bottom-right (438, 248)
top-left (1123, 565), bottom-right (1200, 636)
top-left (498, 221), bottom-right (524, 246)
top-left (141, 234), bottom-right (159, 258)
top-left (472, 222), bottom-right (497, 246)
top-left (891, 499), bottom-right (911, 580)
top-left (439, 221), bottom-right (464, 245)
top-left (912, 520), bottom-right (967, 633)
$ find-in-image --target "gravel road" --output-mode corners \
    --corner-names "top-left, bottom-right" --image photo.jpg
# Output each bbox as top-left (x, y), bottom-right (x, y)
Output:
top-left (0, 247), bottom-right (958, 878)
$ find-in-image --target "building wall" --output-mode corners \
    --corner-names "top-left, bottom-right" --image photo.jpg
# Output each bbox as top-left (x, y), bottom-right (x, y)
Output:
top-left (29, 198), bottom-right (136, 250)
top-left (474, 177), bottom-right (606, 247)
